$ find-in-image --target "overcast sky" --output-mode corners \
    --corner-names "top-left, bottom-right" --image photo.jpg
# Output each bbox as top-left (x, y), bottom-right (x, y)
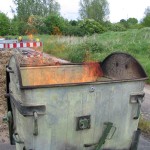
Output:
top-left (0, 0), bottom-right (150, 22)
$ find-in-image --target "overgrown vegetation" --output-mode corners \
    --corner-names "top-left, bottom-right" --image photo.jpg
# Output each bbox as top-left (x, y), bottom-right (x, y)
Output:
top-left (26, 27), bottom-right (150, 83)
top-left (1, 12), bottom-right (150, 37)
top-left (0, 12), bottom-right (10, 36)
top-left (0, 3), bottom-right (150, 37)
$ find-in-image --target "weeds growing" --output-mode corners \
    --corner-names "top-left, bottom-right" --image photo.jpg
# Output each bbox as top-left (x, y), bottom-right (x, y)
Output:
top-left (7, 27), bottom-right (150, 82)
top-left (139, 117), bottom-right (150, 135)
top-left (38, 28), bottom-right (150, 82)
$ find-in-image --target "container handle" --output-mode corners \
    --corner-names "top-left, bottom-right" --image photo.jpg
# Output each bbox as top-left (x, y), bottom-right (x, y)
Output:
top-left (33, 111), bottom-right (38, 136)
top-left (133, 99), bottom-right (141, 120)
top-left (84, 122), bottom-right (116, 150)
top-left (6, 67), bottom-right (14, 73)
top-left (13, 133), bottom-right (24, 144)
top-left (130, 92), bottom-right (145, 120)
top-left (95, 122), bottom-right (114, 150)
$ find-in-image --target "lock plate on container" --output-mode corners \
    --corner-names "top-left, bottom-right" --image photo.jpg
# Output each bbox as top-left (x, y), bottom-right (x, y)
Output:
top-left (76, 115), bottom-right (91, 131)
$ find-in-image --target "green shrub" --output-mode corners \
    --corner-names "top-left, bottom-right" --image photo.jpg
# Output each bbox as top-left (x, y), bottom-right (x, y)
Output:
top-left (67, 44), bottom-right (87, 62)
top-left (79, 19), bottom-right (106, 35)
top-left (0, 12), bottom-right (10, 36)
top-left (127, 18), bottom-right (138, 27)
top-left (26, 15), bottom-right (47, 34)
top-left (63, 25), bottom-right (85, 36)
top-left (66, 41), bottom-right (105, 62)
top-left (9, 16), bottom-right (19, 35)
top-left (17, 21), bottom-right (28, 35)
top-left (63, 19), bottom-right (107, 36)
top-left (110, 23), bottom-right (126, 32)
top-left (129, 24), bottom-right (144, 29)
top-left (142, 14), bottom-right (150, 27)
top-left (44, 14), bottom-right (67, 35)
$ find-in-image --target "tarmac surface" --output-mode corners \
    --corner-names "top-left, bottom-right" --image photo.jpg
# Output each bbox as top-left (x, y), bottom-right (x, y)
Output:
top-left (0, 135), bottom-right (150, 150)
top-left (0, 84), bottom-right (150, 150)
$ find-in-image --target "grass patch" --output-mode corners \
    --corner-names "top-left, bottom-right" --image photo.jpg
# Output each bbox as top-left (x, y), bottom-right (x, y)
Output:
top-left (139, 117), bottom-right (150, 135)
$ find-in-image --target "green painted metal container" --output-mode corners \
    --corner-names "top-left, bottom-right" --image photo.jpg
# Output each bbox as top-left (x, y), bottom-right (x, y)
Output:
top-left (5, 52), bottom-right (148, 150)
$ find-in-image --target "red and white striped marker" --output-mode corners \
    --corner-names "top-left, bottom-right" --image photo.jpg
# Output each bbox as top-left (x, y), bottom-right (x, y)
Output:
top-left (0, 42), bottom-right (43, 49)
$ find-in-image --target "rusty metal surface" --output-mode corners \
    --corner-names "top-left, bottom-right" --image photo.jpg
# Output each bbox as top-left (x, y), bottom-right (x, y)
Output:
top-left (7, 52), bottom-right (148, 89)
top-left (7, 54), bottom-right (103, 88)
top-left (20, 64), bottom-right (102, 86)
top-left (101, 52), bottom-right (147, 80)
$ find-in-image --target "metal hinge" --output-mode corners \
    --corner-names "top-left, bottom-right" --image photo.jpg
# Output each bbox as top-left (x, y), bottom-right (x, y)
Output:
top-left (130, 92), bottom-right (145, 120)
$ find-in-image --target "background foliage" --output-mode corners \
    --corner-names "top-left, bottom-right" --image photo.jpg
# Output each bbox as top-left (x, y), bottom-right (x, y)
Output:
top-left (0, 1), bottom-right (150, 36)
top-left (0, 12), bottom-right (10, 36)
top-left (79, 0), bottom-right (109, 22)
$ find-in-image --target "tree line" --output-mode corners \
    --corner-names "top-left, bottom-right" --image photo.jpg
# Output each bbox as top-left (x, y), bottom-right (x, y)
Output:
top-left (0, 0), bottom-right (150, 36)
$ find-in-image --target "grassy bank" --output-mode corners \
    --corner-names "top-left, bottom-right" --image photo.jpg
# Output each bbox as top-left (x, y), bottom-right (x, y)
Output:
top-left (38, 28), bottom-right (150, 82)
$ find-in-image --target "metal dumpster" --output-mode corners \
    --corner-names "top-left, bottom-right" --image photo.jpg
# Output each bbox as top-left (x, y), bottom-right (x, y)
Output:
top-left (5, 52), bottom-right (148, 150)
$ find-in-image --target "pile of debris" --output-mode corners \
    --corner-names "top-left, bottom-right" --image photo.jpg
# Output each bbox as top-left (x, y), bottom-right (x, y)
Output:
top-left (0, 50), bottom-right (14, 112)
top-left (0, 49), bottom-right (14, 143)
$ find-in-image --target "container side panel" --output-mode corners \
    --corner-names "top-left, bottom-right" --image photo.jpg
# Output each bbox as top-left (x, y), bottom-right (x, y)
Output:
top-left (33, 116), bottom-right (52, 150)
top-left (80, 92), bottom-right (96, 150)
top-left (15, 109), bottom-right (34, 149)
top-left (105, 83), bottom-right (129, 149)
top-left (93, 88), bottom-right (111, 149)
top-left (66, 92), bottom-right (82, 149)
top-left (46, 91), bottom-right (69, 150)
top-left (16, 81), bottom-right (145, 150)
top-left (20, 64), bottom-right (102, 87)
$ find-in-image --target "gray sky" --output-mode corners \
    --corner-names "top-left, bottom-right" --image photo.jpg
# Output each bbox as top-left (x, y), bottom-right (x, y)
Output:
top-left (0, 0), bottom-right (150, 22)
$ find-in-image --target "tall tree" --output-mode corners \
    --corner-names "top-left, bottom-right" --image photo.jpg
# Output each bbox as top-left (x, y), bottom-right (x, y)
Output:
top-left (79, 0), bottom-right (109, 22)
top-left (143, 6), bottom-right (150, 27)
top-left (13, 0), bottom-right (60, 21)
top-left (144, 6), bottom-right (150, 16)
top-left (0, 12), bottom-right (10, 36)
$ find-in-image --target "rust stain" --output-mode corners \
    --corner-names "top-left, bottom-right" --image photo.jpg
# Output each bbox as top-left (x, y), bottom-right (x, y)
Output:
top-left (21, 62), bottom-right (103, 86)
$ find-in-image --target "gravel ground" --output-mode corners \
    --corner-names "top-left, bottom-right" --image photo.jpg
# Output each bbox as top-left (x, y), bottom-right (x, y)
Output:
top-left (0, 49), bottom-right (14, 144)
